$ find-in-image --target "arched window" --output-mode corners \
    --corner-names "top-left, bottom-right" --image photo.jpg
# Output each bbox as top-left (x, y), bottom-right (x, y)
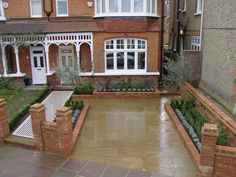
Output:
top-left (95, 0), bottom-right (157, 17)
top-left (105, 38), bottom-right (147, 74)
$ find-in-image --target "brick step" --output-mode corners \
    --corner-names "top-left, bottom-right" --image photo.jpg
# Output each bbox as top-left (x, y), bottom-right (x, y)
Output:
top-left (3, 135), bottom-right (34, 149)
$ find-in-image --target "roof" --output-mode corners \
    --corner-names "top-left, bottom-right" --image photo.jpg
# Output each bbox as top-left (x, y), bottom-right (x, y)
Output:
top-left (0, 18), bottom-right (160, 35)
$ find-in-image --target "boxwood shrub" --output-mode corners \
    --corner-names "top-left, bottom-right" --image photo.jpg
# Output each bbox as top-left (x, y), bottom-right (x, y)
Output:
top-left (74, 84), bottom-right (94, 95)
top-left (171, 99), bottom-right (229, 146)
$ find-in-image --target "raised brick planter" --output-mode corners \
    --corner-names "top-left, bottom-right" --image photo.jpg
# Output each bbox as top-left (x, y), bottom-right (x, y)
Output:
top-left (73, 90), bottom-right (160, 100)
top-left (0, 99), bottom-right (10, 141)
top-left (30, 103), bottom-right (90, 156)
top-left (72, 103), bottom-right (90, 149)
top-left (164, 103), bottom-right (200, 166)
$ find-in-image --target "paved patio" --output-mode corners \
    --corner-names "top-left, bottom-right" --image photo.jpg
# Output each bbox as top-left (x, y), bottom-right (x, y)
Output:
top-left (0, 142), bottom-right (182, 177)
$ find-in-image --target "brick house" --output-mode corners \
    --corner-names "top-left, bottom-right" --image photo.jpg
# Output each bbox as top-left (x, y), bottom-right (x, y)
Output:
top-left (0, 0), bottom-right (164, 86)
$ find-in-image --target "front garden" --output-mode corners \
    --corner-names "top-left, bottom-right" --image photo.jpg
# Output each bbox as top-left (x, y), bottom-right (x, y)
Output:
top-left (0, 77), bottom-right (51, 130)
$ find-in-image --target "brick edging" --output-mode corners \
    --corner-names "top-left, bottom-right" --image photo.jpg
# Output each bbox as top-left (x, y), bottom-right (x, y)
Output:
top-left (73, 90), bottom-right (160, 99)
top-left (183, 83), bottom-right (236, 134)
top-left (71, 103), bottom-right (90, 150)
top-left (164, 103), bottom-right (200, 167)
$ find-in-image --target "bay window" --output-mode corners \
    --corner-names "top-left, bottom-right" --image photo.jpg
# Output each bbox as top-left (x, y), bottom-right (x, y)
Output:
top-left (30, 0), bottom-right (42, 17)
top-left (56, 0), bottom-right (68, 17)
top-left (96, 0), bottom-right (157, 17)
top-left (105, 39), bottom-right (147, 74)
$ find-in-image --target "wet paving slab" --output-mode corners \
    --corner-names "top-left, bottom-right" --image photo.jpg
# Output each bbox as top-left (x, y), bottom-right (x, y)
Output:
top-left (0, 98), bottom-right (198, 177)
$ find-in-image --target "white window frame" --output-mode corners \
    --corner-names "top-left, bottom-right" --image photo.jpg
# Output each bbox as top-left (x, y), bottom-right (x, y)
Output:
top-left (191, 36), bottom-right (200, 51)
top-left (195, 0), bottom-right (202, 15)
top-left (29, 0), bottom-right (42, 18)
top-left (0, 0), bottom-right (6, 21)
top-left (95, 0), bottom-right (158, 17)
top-left (56, 0), bottom-right (69, 17)
top-left (105, 38), bottom-right (147, 75)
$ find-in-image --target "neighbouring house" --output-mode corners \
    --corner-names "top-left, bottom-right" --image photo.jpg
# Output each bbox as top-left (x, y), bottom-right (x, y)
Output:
top-left (0, 0), bottom-right (164, 86)
top-left (164, 0), bottom-right (203, 82)
top-left (200, 0), bottom-right (236, 116)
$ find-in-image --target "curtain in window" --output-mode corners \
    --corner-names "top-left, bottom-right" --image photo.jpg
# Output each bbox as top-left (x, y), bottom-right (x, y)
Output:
top-left (58, 0), bottom-right (68, 15)
top-left (31, 0), bottom-right (41, 16)
top-left (134, 0), bottom-right (143, 12)
top-left (122, 0), bottom-right (131, 12)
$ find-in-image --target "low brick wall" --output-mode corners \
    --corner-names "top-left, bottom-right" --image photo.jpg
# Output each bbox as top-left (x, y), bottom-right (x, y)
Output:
top-left (30, 103), bottom-right (90, 155)
top-left (0, 99), bottom-right (10, 141)
top-left (180, 83), bottom-right (236, 146)
top-left (165, 103), bottom-right (236, 177)
top-left (164, 103), bottom-right (200, 166)
top-left (73, 90), bottom-right (160, 100)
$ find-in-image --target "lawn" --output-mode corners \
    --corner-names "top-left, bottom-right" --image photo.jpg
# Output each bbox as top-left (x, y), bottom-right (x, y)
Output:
top-left (0, 88), bottom-right (41, 121)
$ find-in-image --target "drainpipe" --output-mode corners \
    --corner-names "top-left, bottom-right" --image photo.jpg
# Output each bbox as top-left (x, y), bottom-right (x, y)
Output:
top-left (176, 0), bottom-right (180, 54)
top-left (43, 0), bottom-right (53, 21)
top-left (200, 0), bottom-right (205, 51)
top-left (159, 0), bottom-right (165, 81)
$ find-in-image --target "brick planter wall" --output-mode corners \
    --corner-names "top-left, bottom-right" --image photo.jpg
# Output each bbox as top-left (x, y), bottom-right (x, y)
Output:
top-left (0, 99), bottom-right (10, 140)
top-left (73, 90), bottom-right (160, 100)
top-left (30, 103), bottom-right (90, 155)
top-left (180, 83), bottom-right (236, 146)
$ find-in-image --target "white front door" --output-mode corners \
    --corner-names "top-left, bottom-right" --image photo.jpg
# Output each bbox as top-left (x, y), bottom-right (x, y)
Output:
top-left (59, 46), bottom-right (75, 84)
top-left (30, 47), bottom-right (47, 85)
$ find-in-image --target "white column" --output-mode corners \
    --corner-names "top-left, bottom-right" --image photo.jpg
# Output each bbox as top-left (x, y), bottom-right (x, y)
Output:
top-left (76, 49), bottom-right (81, 73)
top-left (14, 46), bottom-right (21, 75)
top-left (45, 45), bottom-right (50, 74)
top-left (1, 46), bottom-right (7, 75)
top-left (90, 48), bottom-right (95, 75)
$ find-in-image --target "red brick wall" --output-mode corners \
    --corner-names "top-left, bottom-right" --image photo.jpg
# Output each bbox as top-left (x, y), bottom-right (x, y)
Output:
top-left (0, 100), bottom-right (10, 140)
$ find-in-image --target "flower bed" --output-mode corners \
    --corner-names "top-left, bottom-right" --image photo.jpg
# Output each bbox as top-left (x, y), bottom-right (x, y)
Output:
top-left (171, 98), bottom-right (229, 150)
top-left (97, 86), bottom-right (156, 92)
top-left (73, 84), bottom-right (94, 95)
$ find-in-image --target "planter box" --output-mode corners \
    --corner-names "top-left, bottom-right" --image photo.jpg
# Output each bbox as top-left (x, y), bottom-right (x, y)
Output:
top-left (71, 103), bottom-right (90, 149)
top-left (73, 90), bottom-right (160, 99)
top-left (164, 102), bottom-right (200, 167)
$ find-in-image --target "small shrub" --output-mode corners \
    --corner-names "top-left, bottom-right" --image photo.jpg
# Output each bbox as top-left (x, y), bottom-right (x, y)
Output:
top-left (217, 128), bottom-right (228, 146)
top-left (74, 84), bottom-right (94, 95)
top-left (0, 77), bottom-right (14, 89)
top-left (64, 99), bottom-right (84, 111)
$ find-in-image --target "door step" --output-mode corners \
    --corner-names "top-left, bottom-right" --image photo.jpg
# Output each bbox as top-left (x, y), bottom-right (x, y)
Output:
top-left (4, 135), bottom-right (34, 148)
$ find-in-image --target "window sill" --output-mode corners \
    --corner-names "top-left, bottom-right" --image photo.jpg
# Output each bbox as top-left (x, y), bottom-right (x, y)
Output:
top-left (94, 14), bottom-right (159, 18)
top-left (0, 17), bottom-right (6, 21)
top-left (194, 12), bottom-right (202, 16)
top-left (79, 72), bottom-right (160, 76)
top-left (2, 73), bottom-right (26, 78)
top-left (56, 14), bottom-right (69, 17)
top-left (30, 15), bottom-right (43, 18)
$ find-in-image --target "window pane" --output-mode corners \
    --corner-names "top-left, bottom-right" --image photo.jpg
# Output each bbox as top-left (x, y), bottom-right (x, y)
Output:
top-left (97, 0), bottom-right (100, 13)
top-left (31, 0), bottom-right (41, 16)
top-left (147, 0), bottom-right (150, 13)
top-left (127, 52), bottom-right (135, 69)
top-left (138, 40), bottom-right (146, 49)
top-left (39, 57), bottom-right (44, 67)
top-left (106, 53), bottom-right (114, 69)
top-left (58, 0), bottom-right (68, 15)
top-left (134, 0), bottom-right (143, 12)
top-left (122, 0), bottom-right (131, 12)
top-left (116, 39), bottom-right (124, 49)
top-left (106, 40), bottom-right (114, 49)
top-left (127, 39), bottom-right (135, 49)
top-left (117, 52), bottom-right (124, 69)
top-left (34, 57), bottom-right (38, 67)
top-left (102, 0), bottom-right (106, 12)
top-left (152, 0), bottom-right (155, 13)
top-left (109, 0), bottom-right (118, 12)
top-left (138, 52), bottom-right (145, 69)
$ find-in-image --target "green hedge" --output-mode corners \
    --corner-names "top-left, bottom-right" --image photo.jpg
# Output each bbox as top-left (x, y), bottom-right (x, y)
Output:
top-left (171, 99), bottom-right (229, 146)
top-left (9, 86), bottom-right (51, 130)
top-left (64, 99), bottom-right (84, 111)
top-left (74, 84), bottom-right (94, 95)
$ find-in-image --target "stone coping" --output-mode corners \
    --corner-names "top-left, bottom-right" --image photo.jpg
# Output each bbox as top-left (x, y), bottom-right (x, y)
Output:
top-left (164, 102), bottom-right (200, 167)
top-left (183, 83), bottom-right (236, 134)
top-left (71, 103), bottom-right (90, 151)
top-left (73, 90), bottom-right (160, 99)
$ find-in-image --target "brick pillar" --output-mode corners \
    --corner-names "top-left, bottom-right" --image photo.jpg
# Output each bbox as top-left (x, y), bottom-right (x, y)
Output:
top-left (30, 104), bottom-right (46, 150)
top-left (0, 99), bottom-right (10, 140)
top-left (199, 124), bottom-right (218, 177)
top-left (56, 107), bottom-right (73, 155)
